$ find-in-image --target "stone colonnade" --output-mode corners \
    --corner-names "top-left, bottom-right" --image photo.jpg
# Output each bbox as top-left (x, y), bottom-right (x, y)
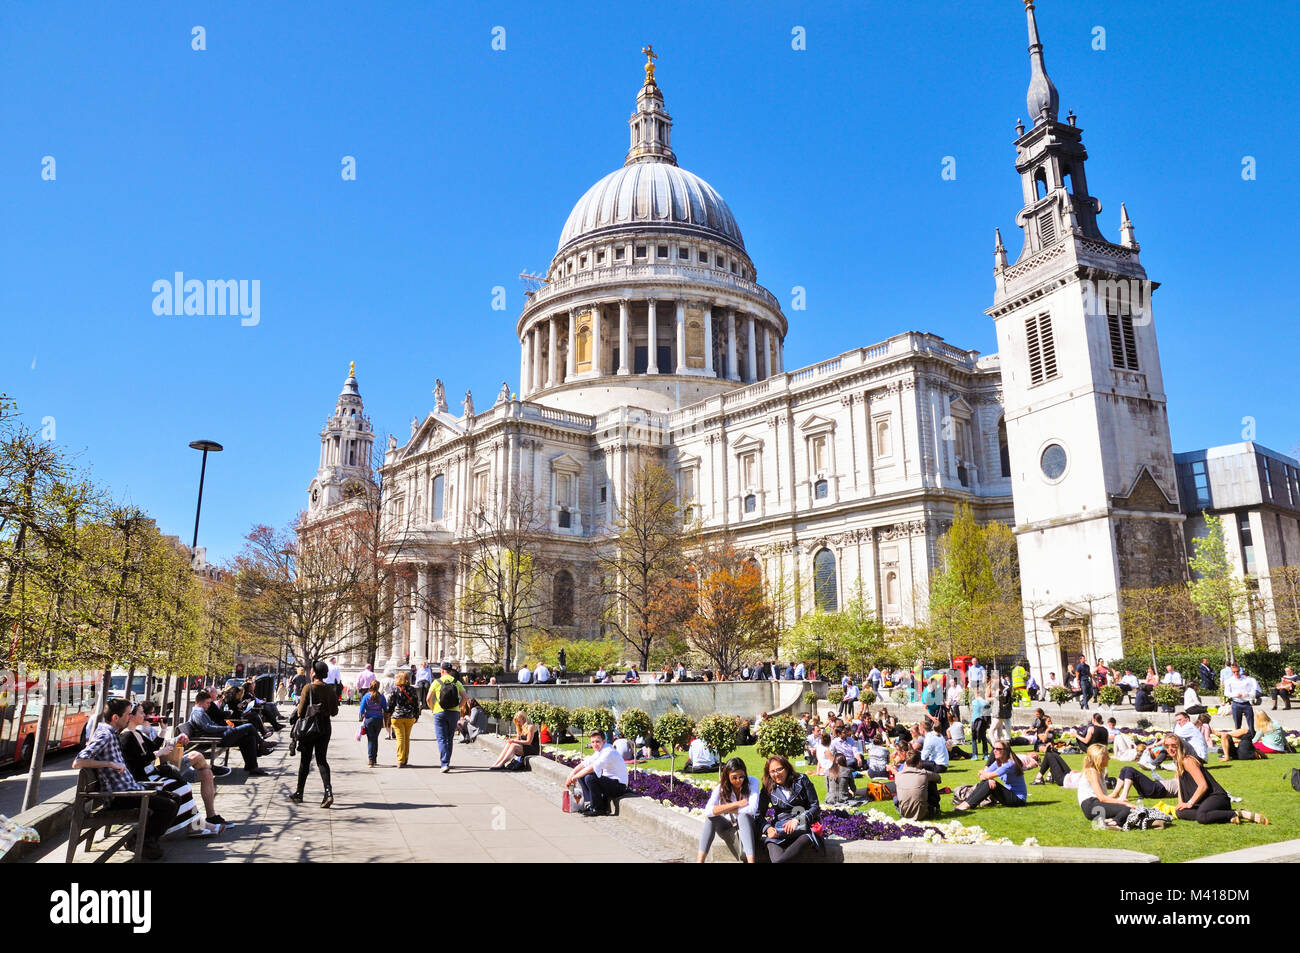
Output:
top-left (520, 297), bottom-right (783, 396)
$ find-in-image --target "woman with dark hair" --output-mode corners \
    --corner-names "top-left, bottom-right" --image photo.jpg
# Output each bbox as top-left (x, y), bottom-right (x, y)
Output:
top-left (290, 660), bottom-right (340, 807)
top-left (825, 754), bottom-right (860, 805)
top-left (1167, 734), bottom-right (1268, 825)
top-left (697, 757), bottom-right (760, 863)
top-left (952, 739), bottom-right (1027, 811)
top-left (1030, 709), bottom-right (1052, 752)
top-left (756, 754), bottom-right (822, 864)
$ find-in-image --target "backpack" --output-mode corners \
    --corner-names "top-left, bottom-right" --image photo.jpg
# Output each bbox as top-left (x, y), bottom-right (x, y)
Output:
top-left (437, 677), bottom-right (460, 711)
top-left (1289, 768), bottom-right (1300, 794)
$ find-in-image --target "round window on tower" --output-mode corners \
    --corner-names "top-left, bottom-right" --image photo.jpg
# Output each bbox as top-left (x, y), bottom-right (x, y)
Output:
top-left (1040, 443), bottom-right (1068, 482)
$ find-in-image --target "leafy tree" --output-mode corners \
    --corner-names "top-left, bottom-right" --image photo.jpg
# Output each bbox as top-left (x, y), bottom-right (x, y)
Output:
top-left (654, 710), bottom-right (695, 783)
top-left (596, 462), bottom-right (691, 668)
top-left (672, 537), bottom-right (774, 678)
top-left (756, 714), bottom-right (806, 760)
top-left (927, 504), bottom-right (1023, 666)
top-left (694, 712), bottom-right (739, 763)
top-left (782, 591), bottom-right (886, 679)
top-left (1188, 513), bottom-right (1250, 663)
top-left (1120, 585), bottom-right (1212, 672)
top-left (617, 707), bottom-right (652, 745)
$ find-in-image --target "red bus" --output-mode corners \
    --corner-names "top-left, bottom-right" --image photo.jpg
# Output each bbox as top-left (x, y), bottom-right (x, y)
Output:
top-left (0, 668), bottom-right (99, 769)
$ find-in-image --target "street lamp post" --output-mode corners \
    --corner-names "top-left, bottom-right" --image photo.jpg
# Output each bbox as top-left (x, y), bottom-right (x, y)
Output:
top-left (178, 439), bottom-right (222, 729)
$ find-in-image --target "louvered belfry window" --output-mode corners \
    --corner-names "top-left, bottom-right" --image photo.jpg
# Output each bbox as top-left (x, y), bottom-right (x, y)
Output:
top-left (1025, 313), bottom-right (1058, 385)
top-left (1107, 310), bottom-right (1140, 371)
top-left (1039, 210), bottom-right (1057, 246)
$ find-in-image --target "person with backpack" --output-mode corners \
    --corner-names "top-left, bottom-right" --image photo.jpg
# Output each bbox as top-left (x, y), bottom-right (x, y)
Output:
top-left (426, 661), bottom-right (465, 773)
top-left (386, 671), bottom-right (422, 768)
top-left (290, 660), bottom-right (340, 808)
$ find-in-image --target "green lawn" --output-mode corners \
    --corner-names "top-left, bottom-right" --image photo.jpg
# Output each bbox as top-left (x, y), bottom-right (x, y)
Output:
top-left (545, 741), bottom-right (1300, 862)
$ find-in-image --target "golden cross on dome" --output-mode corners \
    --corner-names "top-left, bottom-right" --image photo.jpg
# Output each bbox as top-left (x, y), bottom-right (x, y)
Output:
top-left (642, 44), bottom-right (657, 83)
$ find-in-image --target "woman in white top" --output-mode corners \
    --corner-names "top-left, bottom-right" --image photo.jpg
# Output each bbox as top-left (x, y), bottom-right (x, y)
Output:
top-left (698, 757), bottom-right (761, 863)
top-left (1077, 743), bottom-right (1153, 828)
top-left (814, 731), bottom-right (834, 776)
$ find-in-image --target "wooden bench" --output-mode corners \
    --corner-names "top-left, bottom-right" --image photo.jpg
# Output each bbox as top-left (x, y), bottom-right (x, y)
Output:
top-left (65, 769), bottom-right (164, 863)
top-left (177, 722), bottom-right (231, 767)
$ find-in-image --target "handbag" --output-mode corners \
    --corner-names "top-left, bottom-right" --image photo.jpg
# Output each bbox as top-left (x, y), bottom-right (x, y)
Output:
top-left (292, 688), bottom-right (324, 744)
top-left (1289, 768), bottom-right (1300, 794)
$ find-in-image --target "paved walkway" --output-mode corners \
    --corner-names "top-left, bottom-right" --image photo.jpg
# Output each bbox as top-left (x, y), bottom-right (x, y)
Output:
top-left (42, 711), bottom-right (683, 864)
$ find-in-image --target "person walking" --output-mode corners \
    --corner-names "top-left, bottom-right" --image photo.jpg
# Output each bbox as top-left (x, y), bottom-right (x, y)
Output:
top-left (386, 672), bottom-right (421, 768)
top-left (290, 661), bottom-right (340, 808)
top-left (358, 680), bottom-right (387, 767)
top-left (426, 661), bottom-right (465, 773)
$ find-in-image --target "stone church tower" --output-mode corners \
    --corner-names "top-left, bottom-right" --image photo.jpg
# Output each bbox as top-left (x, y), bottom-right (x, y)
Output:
top-left (988, 2), bottom-right (1187, 677)
top-left (307, 362), bottom-right (377, 514)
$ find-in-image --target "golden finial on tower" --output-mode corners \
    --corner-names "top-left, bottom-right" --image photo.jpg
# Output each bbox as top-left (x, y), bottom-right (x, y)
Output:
top-left (348, 360), bottom-right (355, 378)
top-left (641, 44), bottom-right (658, 85)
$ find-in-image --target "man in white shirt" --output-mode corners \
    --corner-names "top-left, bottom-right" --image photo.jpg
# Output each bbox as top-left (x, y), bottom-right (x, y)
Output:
top-left (1172, 711), bottom-right (1208, 761)
top-left (794, 660), bottom-right (807, 680)
top-left (1223, 664), bottom-right (1256, 733)
top-left (1161, 665), bottom-right (1184, 686)
top-left (867, 665), bottom-right (882, 695)
top-left (517, 664), bottom-right (532, 684)
top-left (564, 730), bottom-right (629, 816)
top-left (535, 663), bottom-right (551, 684)
top-left (967, 658), bottom-right (986, 694)
top-left (594, 666), bottom-right (607, 683)
top-left (683, 736), bottom-right (719, 773)
top-left (676, 661), bottom-right (687, 682)
top-left (325, 657), bottom-right (343, 701)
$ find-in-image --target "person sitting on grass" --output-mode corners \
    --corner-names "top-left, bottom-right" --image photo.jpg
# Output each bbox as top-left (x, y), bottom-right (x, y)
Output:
top-left (1216, 708), bottom-right (1282, 761)
top-left (945, 718), bottom-right (970, 759)
top-left (919, 721), bottom-right (950, 772)
top-left (1077, 743), bottom-right (1165, 829)
top-left (865, 731), bottom-right (892, 779)
top-left (755, 754), bottom-right (822, 864)
top-left (1030, 709), bottom-right (1053, 752)
top-left (1166, 734), bottom-right (1268, 826)
top-left (682, 733), bottom-right (720, 774)
top-left (894, 748), bottom-right (942, 820)
top-left (953, 740), bottom-right (1027, 812)
top-left (823, 754), bottom-right (857, 805)
top-left (489, 711), bottom-right (538, 770)
top-left (1069, 713), bottom-right (1108, 751)
top-left (1030, 744), bottom-right (1074, 786)
top-left (698, 757), bottom-right (761, 863)
top-left (830, 724), bottom-right (866, 773)
top-left (564, 729), bottom-right (628, 817)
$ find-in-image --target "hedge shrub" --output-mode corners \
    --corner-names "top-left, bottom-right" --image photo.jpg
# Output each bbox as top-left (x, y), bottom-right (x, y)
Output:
top-left (695, 713), bottom-right (739, 762)
top-left (756, 714), bottom-right (806, 760)
top-left (618, 707), bottom-right (652, 743)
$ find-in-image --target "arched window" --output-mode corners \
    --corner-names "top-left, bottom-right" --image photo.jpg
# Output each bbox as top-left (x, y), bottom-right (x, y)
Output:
top-left (553, 570), bottom-right (574, 627)
top-left (814, 549), bottom-right (838, 612)
top-left (1033, 169), bottom-right (1049, 200)
top-left (431, 474), bottom-right (445, 520)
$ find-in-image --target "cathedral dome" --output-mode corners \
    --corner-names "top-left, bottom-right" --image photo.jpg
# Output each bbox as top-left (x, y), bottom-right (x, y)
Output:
top-left (556, 162), bottom-right (744, 255)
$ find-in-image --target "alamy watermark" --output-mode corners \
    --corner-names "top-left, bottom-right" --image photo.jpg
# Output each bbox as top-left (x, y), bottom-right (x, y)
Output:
top-left (152, 273), bottom-right (260, 326)
top-left (1080, 277), bottom-right (1152, 325)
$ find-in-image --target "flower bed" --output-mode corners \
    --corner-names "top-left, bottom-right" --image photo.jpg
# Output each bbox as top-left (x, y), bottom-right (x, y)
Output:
top-left (541, 749), bottom-right (1036, 847)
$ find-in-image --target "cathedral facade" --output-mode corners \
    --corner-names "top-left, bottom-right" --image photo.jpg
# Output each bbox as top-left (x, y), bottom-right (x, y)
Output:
top-left (304, 5), bottom-right (1187, 682)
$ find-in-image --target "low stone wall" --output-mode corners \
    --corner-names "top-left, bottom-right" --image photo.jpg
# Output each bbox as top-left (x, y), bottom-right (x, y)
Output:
top-left (477, 734), bottom-right (1159, 864)
top-left (2, 788), bottom-right (75, 864)
top-left (467, 680), bottom-right (808, 721)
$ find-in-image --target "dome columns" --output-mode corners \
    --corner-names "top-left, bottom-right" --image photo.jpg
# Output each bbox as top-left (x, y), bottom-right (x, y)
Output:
top-left (517, 297), bottom-right (784, 398)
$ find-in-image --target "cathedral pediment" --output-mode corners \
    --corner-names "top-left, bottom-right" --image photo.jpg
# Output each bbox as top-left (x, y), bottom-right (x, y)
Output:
top-left (402, 413), bottom-right (463, 458)
top-left (1111, 466), bottom-right (1177, 513)
top-left (732, 433), bottom-right (764, 453)
top-left (550, 452), bottom-right (583, 472)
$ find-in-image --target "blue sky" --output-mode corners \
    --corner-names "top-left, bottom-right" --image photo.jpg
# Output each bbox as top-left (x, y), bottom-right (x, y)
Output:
top-left (2, 1), bottom-right (1295, 564)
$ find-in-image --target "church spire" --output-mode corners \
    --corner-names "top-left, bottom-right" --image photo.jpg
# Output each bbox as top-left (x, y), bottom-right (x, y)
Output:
top-left (626, 45), bottom-right (676, 166)
top-left (1024, 1), bottom-right (1060, 126)
top-left (1119, 203), bottom-right (1139, 249)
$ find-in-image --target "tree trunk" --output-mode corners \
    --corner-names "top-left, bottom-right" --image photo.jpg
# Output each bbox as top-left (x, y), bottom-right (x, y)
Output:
top-left (20, 670), bottom-right (54, 812)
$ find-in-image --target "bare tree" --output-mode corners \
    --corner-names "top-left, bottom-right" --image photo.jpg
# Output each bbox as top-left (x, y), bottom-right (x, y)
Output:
top-left (233, 517), bottom-right (359, 669)
top-left (458, 478), bottom-right (550, 667)
top-left (595, 462), bottom-right (690, 669)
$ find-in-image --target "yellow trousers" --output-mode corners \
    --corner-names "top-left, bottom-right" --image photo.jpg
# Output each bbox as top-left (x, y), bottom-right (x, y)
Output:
top-left (392, 717), bottom-right (417, 765)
